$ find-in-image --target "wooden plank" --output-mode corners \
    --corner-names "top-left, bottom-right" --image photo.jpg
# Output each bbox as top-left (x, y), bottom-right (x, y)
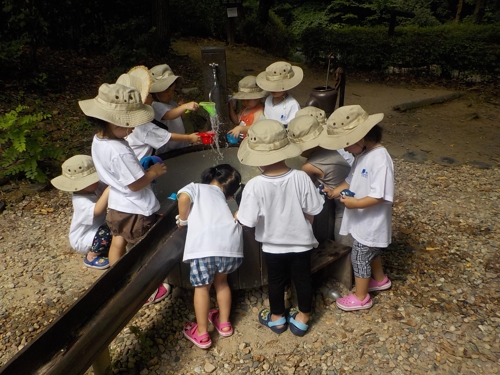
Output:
top-left (229, 226), bottom-right (262, 289)
top-left (310, 239), bottom-right (351, 274)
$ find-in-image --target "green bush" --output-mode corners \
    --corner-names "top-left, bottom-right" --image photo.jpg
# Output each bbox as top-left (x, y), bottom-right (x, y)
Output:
top-left (0, 106), bottom-right (64, 183)
top-left (301, 24), bottom-right (500, 79)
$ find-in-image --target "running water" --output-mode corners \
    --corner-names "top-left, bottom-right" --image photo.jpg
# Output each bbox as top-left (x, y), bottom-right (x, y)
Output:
top-left (208, 113), bottom-right (225, 162)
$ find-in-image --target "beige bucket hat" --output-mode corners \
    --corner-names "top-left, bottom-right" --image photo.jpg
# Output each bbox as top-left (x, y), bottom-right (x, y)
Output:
top-left (232, 75), bottom-right (268, 100)
top-left (51, 155), bottom-right (100, 192)
top-left (79, 83), bottom-right (154, 127)
top-left (287, 115), bottom-right (325, 152)
top-left (319, 105), bottom-right (384, 150)
top-left (149, 64), bottom-right (184, 93)
top-left (116, 65), bottom-right (151, 104)
top-left (237, 119), bottom-right (302, 166)
top-left (295, 106), bottom-right (327, 126)
top-left (256, 61), bottom-right (303, 92)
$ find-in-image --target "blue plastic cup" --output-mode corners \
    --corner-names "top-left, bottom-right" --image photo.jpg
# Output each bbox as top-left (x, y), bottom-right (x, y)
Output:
top-left (226, 133), bottom-right (239, 145)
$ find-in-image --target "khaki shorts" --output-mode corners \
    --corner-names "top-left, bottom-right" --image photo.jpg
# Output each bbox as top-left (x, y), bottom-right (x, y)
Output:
top-left (106, 209), bottom-right (158, 244)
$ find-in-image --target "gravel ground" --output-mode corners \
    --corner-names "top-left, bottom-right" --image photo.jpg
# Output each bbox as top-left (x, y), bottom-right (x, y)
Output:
top-left (1, 158), bottom-right (499, 374)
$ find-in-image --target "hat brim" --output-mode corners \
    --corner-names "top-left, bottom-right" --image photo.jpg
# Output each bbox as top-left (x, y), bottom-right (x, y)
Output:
top-left (237, 138), bottom-right (303, 167)
top-left (78, 98), bottom-right (154, 128)
top-left (232, 90), bottom-right (268, 100)
top-left (116, 66), bottom-right (151, 104)
top-left (290, 135), bottom-right (322, 153)
top-left (150, 76), bottom-right (183, 93)
top-left (51, 172), bottom-right (100, 192)
top-left (256, 66), bottom-right (303, 92)
top-left (319, 113), bottom-right (384, 150)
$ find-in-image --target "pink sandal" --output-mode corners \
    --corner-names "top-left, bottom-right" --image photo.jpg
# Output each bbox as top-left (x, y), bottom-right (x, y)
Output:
top-left (183, 322), bottom-right (212, 349)
top-left (336, 293), bottom-right (373, 311)
top-left (208, 309), bottom-right (233, 337)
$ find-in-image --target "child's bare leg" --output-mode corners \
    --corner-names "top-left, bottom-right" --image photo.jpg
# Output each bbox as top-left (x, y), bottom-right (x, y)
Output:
top-left (213, 272), bottom-right (231, 332)
top-left (370, 256), bottom-right (385, 282)
top-left (354, 277), bottom-right (370, 301)
top-left (109, 235), bottom-right (127, 265)
top-left (194, 284), bottom-right (211, 336)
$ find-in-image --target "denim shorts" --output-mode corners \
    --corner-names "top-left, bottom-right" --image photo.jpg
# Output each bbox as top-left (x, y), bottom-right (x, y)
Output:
top-left (189, 256), bottom-right (243, 287)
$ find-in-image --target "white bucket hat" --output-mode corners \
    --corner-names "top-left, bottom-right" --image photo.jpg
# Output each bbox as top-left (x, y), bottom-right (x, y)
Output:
top-left (232, 75), bottom-right (268, 100)
top-left (51, 155), bottom-right (100, 192)
top-left (287, 115), bottom-right (325, 152)
top-left (79, 83), bottom-right (154, 128)
top-left (237, 119), bottom-right (302, 166)
top-left (116, 65), bottom-right (151, 104)
top-left (149, 64), bottom-right (184, 93)
top-left (256, 61), bottom-right (303, 92)
top-left (295, 106), bottom-right (326, 126)
top-left (319, 105), bottom-right (384, 150)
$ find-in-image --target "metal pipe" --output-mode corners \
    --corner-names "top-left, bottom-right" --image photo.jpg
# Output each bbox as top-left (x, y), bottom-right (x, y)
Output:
top-left (208, 63), bottom-right (218, 102)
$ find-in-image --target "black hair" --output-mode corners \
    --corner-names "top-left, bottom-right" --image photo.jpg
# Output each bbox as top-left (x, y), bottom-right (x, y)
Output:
top-left (86, 116), bottom-right (113, 138)
top-left (364, 124), bottom-right (383, 144)
top-left (201, 164), bottom-right (242, 198)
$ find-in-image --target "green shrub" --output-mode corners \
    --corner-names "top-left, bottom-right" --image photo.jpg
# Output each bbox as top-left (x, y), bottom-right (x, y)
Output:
top-left (0, 106), bottom-right (64, 183)
top-left (301, 24), bottom-right (500, 79)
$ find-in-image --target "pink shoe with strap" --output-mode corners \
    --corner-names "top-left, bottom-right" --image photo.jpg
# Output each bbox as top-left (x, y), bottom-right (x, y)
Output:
top-left (368, 276), bottom-right (392, 292)
top-left (208, 309), bottom-right (233, 337)
top-left (336, 293), bottom-right (373, 311)
top-left (144, 283), bottom-right (171, 306)
top-left (183, 322), bottom-right (212, 349)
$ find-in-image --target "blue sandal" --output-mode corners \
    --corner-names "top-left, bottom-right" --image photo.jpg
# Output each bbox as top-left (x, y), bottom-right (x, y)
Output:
top-left (258, 308), bottom-right (287, 334)
top-left (288, 308), bottom-right (309, 337)
top-left (83, 255), bottom-right (110, 270)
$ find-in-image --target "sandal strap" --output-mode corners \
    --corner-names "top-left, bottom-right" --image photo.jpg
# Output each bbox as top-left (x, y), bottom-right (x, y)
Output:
top-left (268, 315), bottom-right (287, 327)
top-left (289, 316), bottom-right (308, 331)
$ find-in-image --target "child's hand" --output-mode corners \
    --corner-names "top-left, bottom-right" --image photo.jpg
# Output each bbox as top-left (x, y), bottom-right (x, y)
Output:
top-left (228, 127), bottom-right (241, 137)
top-left (148, 162), bottom-right (167, 178)
top-left (183, 102), bottom-right (199, 112)
top-left (188, 133), bottom-right (201, 144)
top-left (323, 186), bottom-right (336, 199)
top-left (340, 196), bottom-right (358, 208)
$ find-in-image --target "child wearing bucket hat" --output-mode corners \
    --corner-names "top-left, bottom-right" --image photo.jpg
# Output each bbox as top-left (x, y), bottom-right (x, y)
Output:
top-left (287, 114), bottom-right (352, 247)
top-left (227, 75), bottom-right (267, 140)
top-left (79, 83), bottom-right (171, 305)
top-left (149, 64), bottom-right (200, 152)
top-left (236, 120), bottom-right (324, 336)
top-left (116, 66), bottom-right (201, 159)
top-left (319, 105), bottom-right (394, 312)
top-left (295, 106), bottom-right (354, 166)
top-left (256, 61), bottom-right (303, 127)
top-left (177, 164), bottom-right (243, 349)
top-left (51, 155), bottom-right (111, 270)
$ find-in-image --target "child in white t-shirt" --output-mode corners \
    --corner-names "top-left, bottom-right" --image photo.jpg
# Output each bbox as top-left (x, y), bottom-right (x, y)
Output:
top-left (177, 164), bottom-right (243, 349)
top-left (79, 83), bottom-right (170, 305)
top-left (256, 61), bottom-right (303, 128)
top-left (321, 105), bottom-right (393, 312)
top-left (236, 120), bottom-right (324, 337)
top-left (149, 64), bottom-right (201, 153)
top-left (51, 155), bottom-right (111, 270)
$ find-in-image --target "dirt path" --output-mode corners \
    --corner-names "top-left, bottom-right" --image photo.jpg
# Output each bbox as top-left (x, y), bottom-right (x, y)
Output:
top-left (173, 38), bottom-right (500, 168)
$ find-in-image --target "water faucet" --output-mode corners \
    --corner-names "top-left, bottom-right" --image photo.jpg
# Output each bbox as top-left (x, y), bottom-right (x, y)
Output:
top-left (209, 63), bottom-right (219, 102)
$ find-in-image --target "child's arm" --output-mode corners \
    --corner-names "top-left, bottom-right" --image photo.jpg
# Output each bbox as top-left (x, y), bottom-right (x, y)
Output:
top-left (94, 186), bottom-right (110, 216)
top-left (304, 213), bottom-right (314, 225)
top-left (301, 162), bottom-right (323, 182)
top-left (177, 192), bottom-right (191, 227)
top-left (128, 162), bottom-right (167, 192)
top-left (170, 132), bottom-right (201, 144)
top-left (228, 125), bottom-right (246, 137)
top-left (341, 196), bottom-right (384, 209)
top-left (162, 102), bottom-right (199, 120)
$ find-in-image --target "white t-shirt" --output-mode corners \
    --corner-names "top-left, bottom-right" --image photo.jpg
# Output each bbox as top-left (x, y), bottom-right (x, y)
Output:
top-left (337, 148), bottom-right (355, 166)
top-left (69, 182), bottom-right (107, 254)
top-left (237, 169), bottom-right (324, 253)
top-left (126, 122), bottom-right (171, 160)
top-left (152, 101), bottom-right (189, 152)
top-left (339, 146), bottom-right (394, 248)
top-left (177, 183), bottom-right (243, 262)
top-left (92, 135), bottom-right (159, 216)
top-left (264, 94), bottom-right (300, 127)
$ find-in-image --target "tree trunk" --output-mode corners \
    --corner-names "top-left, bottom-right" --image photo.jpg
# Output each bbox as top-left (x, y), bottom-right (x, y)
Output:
top-left (455, 0), bottom-right (464, 23)
top-left (257, 0), bottom-right (274, 25)
top-left (151, 0), bottom-right (170, 52)
top-left (473, 0), bottom-right (487, 24)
